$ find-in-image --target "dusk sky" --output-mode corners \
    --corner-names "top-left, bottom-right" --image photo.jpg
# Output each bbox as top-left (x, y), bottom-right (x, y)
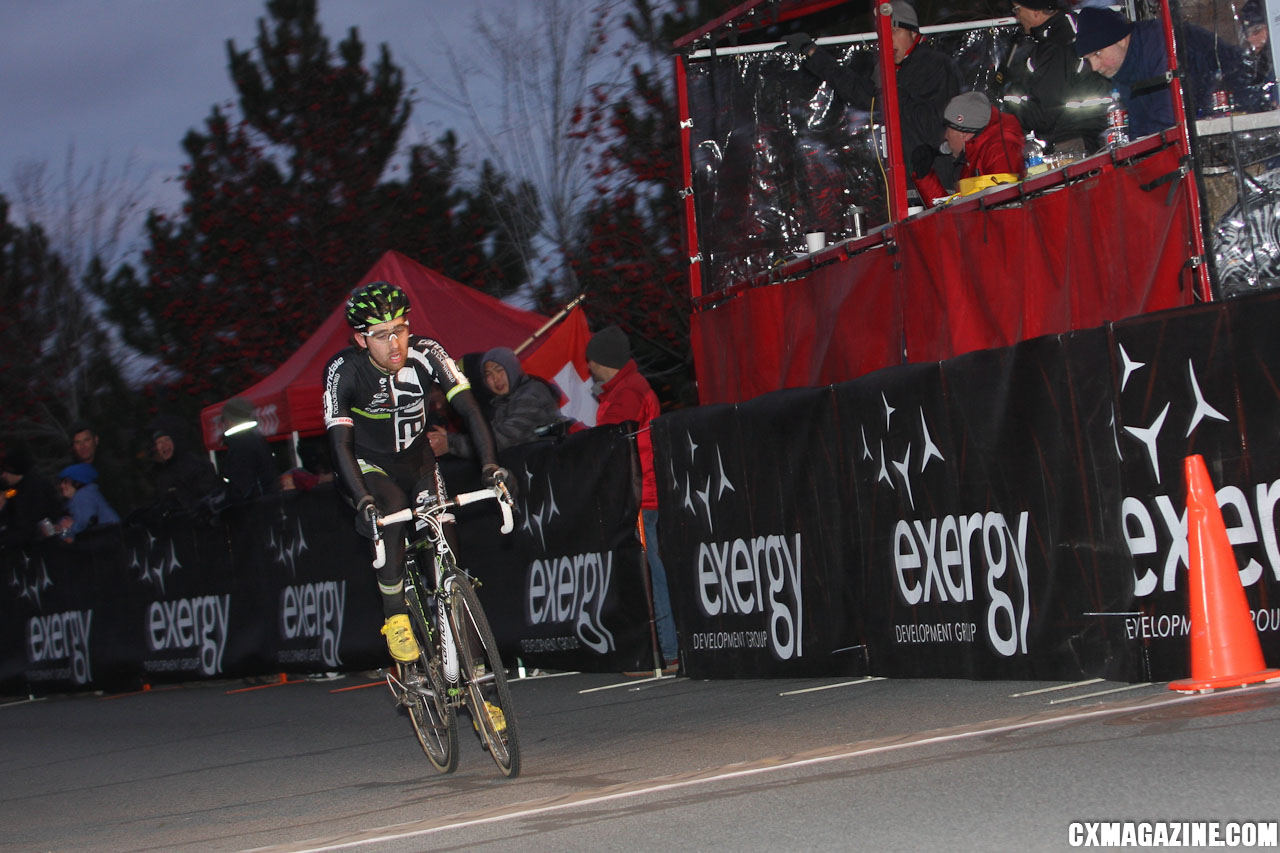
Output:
top-left (0, 1), bottom-right (532, 248)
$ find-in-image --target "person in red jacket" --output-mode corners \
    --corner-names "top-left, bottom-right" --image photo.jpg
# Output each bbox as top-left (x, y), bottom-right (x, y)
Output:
top-left (586, 325), bottom-right (677, 672)
top-left (914, 91), bottom-right (1026, 206)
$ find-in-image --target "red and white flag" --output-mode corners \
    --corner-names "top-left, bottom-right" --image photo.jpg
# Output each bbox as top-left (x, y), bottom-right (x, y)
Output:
top-left (520, 305), bottom-right (597, 427)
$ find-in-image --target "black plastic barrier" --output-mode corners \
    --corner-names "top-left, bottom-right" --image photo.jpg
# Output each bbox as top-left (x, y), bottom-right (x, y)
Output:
top-left (1, 425), bottom-right (653, 695)
top-left (654, 292), bottom-right (1280, 682)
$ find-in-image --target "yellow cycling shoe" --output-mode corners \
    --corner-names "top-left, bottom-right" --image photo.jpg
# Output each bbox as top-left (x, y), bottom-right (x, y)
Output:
top-left (381, 614), bottom-right (420, 663)
top-left (473, 700), bottom-right (506, 734)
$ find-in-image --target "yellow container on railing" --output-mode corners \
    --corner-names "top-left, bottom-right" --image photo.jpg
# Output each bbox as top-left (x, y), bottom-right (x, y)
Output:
top-left (957, 173), bottom-right (1019, 195)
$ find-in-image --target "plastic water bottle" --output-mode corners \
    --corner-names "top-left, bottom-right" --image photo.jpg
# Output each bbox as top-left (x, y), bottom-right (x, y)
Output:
top-left (1105, 89), bottom-right (1130, 148)
top-left (1023, 133), bottom-right (1046, 176)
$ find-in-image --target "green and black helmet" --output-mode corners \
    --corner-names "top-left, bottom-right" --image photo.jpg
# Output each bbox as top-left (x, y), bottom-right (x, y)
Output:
top-left (344, 280), bottom-right (410, 331)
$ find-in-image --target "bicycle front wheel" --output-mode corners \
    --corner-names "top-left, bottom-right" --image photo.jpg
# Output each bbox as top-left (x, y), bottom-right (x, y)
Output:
top-left (446, 574), bottom-right (521, 778)
top-left (402, 587), bottom-right (458, 774)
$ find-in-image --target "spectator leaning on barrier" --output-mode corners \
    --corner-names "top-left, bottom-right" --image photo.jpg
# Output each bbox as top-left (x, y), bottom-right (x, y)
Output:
top-left (68, 421), bottom-right (131, 517)
top-left (429, 346), bottom-right (564, 459)
top-left (780, 0), bottom-right (962, 174)
top-left (0, 446), bottom-right (63, 548)
top-left (999, 0), bottom-right (1109, 155)
top-left (586, 325), bottom-right (678, 670)
top-left (1074, 6), bottom-right (1264, 138)
top-left (914, 91), bottom-right (1027, 205)
top-left (55, 463), bottom-right (121, 540)
top-left (219, 397), bottom-right (280, 504)
top-left (150, 421), bottom-right (222, 516)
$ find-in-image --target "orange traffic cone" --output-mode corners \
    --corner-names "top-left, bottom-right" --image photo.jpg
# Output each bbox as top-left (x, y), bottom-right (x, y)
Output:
top-left (1169, 455), bottom-right (1280, 693)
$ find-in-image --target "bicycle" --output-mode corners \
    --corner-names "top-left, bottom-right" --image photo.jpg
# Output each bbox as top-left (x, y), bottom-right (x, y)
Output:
top-left (373, 484), bottom-right (522, 777)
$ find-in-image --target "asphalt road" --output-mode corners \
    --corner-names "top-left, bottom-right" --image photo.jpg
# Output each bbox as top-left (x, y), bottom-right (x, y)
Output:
top-left (3, 670), bottom-right (1279, 852)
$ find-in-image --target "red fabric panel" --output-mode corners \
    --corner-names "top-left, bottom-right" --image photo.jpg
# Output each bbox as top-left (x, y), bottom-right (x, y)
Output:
top-left (898, 146), bottom-right (1193, 363)
top-left (692, 248), bottom-right (900, 404)
top-left (693, 146), bottom-right (1197, 404)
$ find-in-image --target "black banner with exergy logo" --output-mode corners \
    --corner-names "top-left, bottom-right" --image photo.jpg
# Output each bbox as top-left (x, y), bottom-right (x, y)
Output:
top-left (1, 425), bottom-right (651, 694)
top-left (654, 292), bottom-right (1280, 682)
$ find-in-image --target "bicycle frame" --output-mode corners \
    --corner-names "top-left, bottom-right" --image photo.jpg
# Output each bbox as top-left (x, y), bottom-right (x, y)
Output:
top-left (373, 484), bottom-right (522, 776)
top-left (374, 486), bottom-right (512, 685)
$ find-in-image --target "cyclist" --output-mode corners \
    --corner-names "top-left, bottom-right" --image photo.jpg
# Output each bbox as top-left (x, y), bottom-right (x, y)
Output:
top-left (323, 281), bottom-right (511, 663)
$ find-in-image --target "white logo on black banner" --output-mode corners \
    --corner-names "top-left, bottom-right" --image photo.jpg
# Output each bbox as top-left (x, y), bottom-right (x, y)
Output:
top-left (676, 431), bottom-right (804, 661)
top-left (869, 392), bottom-right (1031, 657)
top-left (268, 505), bottom-right (309, 573)
top-left (130, 529), bottom-right (183, 595)
top-left (146, 595), bottom-right (231, 676)
top-left (10, 552), bottom-right (52, 609)
top-left (519, 465), bottom-right (615, 653)
top-left (519, 463), bottom-right (559, 551)
top-left (279, 581), bottom-right (344, 667)
top-left (1116, 347), bottom-right (1280, 612)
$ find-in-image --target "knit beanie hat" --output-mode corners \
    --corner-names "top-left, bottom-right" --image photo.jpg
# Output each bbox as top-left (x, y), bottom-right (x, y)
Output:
top-left (1016, 0), bottom-right (1058, 11)
top-left (58, 463), bottom-right (98, 487)
top-left (944, 91), bottom-right (992, 132)
top-left (890, 0), bottom-right (920, 31)
top-left (1074, 7), bottom-right (1133, 57)
top-left (586, 326), bottom-right (631, 369)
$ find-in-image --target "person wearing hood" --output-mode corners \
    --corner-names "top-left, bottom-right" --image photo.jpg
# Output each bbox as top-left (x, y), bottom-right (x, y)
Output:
top-left (54, 463), bottom-right (121, 540)
top-left (151, 420), bottom-right (221, 515)
top-left (429, 347), bottom-right (564, 458)
top-left (218, 397), bottom-right (280, 503)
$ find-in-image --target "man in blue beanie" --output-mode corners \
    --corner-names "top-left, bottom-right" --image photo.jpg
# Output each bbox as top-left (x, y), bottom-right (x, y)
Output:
top-left (1075, 6), bottom-right (1263, 137)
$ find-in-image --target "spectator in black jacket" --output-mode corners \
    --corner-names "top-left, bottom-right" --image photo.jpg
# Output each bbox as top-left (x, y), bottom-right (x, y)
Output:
top-left (0, 446), bottom-right (63, 548)
top-left (218, 397), bottom-right (280, 503)
top-left (150, 419), bottom-right (221, 516)
top-left (780, 0), bottom-right (962, 172)
top-left (1000, 0), bottom-right (1110, 155)
top-left (1076, 7), bottom-right (1265, 138)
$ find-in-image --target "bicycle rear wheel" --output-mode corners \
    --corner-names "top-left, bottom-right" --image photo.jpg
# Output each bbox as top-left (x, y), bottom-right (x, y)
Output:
top-left (445, 574), bottom-right (521, 777)
top-left (401, 586), bottom-right (457, 773)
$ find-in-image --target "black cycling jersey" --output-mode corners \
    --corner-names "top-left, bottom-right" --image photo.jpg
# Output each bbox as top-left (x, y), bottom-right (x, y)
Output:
top-left (323, 335), bottom-right (497, 504)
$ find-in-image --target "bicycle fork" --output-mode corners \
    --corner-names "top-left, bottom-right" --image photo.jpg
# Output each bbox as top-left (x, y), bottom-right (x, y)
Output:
top-left (435, 558), bottom-right (461, 687)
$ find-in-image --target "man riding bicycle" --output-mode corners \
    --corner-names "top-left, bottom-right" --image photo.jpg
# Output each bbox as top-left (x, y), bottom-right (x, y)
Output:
top-left (323, 281), bottom-right (511, 663)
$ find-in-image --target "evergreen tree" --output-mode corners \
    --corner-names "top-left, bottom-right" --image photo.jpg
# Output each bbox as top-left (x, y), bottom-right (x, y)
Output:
top-left (131, 0), bottom-right (535, 409)
top-left (0, 196), bottom-right (146, 487)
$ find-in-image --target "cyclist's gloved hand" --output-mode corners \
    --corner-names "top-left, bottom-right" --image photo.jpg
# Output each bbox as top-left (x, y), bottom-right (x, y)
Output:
top-left (355, 495), bottom-right (381, 539)
top-left (481, 464), bottom-right (518, 501)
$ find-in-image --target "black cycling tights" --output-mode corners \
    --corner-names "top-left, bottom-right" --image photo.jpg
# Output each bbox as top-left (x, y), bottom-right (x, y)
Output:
top-left (365, 466), bottom-right (458, 618)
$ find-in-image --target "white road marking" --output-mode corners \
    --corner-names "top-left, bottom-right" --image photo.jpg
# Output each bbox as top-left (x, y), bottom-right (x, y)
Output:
top-left (246, 683), bottom-right (1278, 853)
top-left (1009, 678), bottom-right (1103, 697)
top-left (779, 676), bottom-right (885, 696)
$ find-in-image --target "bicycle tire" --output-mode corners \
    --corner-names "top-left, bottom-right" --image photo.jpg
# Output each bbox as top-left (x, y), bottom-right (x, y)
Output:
top-left (445, 573), bottom-right (521, 778)
top-left (402, 585), bottom-right (458, 773)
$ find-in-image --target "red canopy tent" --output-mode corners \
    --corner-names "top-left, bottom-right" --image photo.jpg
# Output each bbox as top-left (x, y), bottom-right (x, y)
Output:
top-left (199, 250), bottom-right (549, 449)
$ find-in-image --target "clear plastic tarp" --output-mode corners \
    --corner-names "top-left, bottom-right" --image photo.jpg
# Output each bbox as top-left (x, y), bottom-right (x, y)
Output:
top-left (1178, 0), bottom-right (1280, 297)
top-left (685, 22), bottom-right (1015, 295)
